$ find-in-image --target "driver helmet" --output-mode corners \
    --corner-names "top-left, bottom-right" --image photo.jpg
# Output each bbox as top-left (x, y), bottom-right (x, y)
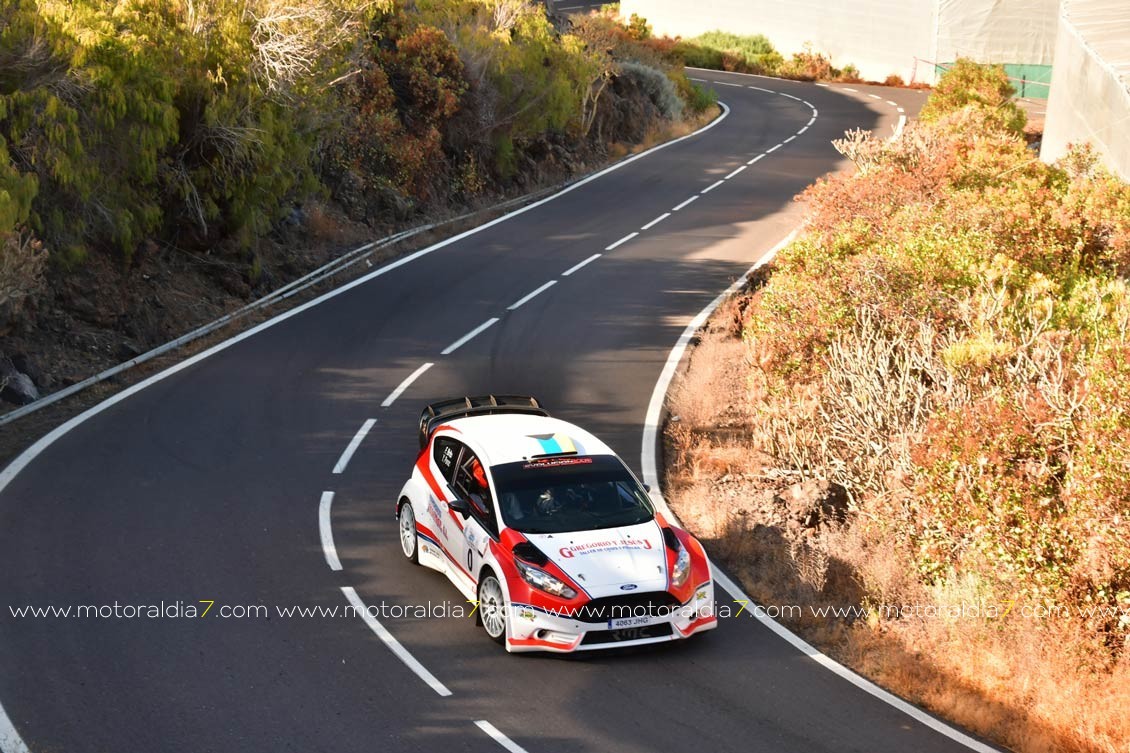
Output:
top-left (536, 488), bottom-right (562, 516)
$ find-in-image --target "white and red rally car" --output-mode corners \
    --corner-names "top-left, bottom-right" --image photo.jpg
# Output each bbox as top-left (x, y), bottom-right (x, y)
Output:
top-left (395, 395), bottom-right (717, 652)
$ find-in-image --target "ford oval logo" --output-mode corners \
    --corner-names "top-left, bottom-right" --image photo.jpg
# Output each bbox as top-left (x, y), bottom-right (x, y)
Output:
top-left (620, 583), bottom-right (638, 591)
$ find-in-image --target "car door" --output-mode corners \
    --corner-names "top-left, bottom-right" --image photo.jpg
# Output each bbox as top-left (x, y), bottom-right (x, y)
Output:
top-left (429, 436), bottom-right (471, 567)
top-left (450, 448), bottom-right (500, 584)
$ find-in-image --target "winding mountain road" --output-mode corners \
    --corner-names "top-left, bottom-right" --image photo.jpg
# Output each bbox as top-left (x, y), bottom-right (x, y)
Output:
top-left (0, 72), bottom-right (1000, 753)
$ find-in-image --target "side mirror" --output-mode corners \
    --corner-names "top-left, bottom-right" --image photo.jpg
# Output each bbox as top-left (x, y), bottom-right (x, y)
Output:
top-left (449, 498), bottom-right (471, 519)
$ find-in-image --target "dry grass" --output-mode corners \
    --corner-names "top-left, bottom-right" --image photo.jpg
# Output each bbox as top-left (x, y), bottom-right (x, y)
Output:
top-left (663, 286), bottom-right (1130, 753)
top-left (612, 104), bottom-right (722, 160)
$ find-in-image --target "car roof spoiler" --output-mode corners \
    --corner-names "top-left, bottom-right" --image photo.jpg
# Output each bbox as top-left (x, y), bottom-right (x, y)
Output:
top-left (418, 395), bottom-right (549, 449)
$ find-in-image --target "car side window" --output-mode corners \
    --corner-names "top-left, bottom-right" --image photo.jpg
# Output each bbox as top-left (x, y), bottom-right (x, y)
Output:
top-left (453, 450), bottom-right (499, 538)
top-left (433, 437), bottom-right (463, 483)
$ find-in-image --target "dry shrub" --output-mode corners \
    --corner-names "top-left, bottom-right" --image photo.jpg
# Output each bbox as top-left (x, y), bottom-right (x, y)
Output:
top-left (670, 60), bottom-right (1130, 753)
top-left (0, 229), bottom-right (47, 316)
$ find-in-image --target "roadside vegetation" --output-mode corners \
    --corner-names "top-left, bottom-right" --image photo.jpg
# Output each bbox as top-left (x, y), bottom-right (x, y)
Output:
top-left (670, 29), bottom-right (866, 83)
top-left (0, 0), bottom-right (714, 409)
top-left (666, 58), bottom-right (1130, 752)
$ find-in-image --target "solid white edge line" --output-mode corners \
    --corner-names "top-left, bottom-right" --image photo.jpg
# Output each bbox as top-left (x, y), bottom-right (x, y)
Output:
top-left (0, 711), bottom-right (28, 753)
top-left (766, 144), bottom-right (782, 153)
top-left (441, 317), bottom-right (499, 355)
top-left (507, 280), bottom-right (557, 311)
top-left (340, 586), bottom-right (452, 697)
top-left (382, 363), bottom-right (434, 408)
top-left (671, 196), bottom-right (699, 212)
top-left (725, 165), bottom-right (747, 179)
top-left (701, 180), bottom-right (725, 194)
top-left (0, 103), bottom-right (731, 492)
top-left (641, 212), bottom-right (671, 230)
top-left (605, 231), bottom-right (639, 251)
top-left (747, 154), bottom-right (766, 165)
top-left (640, 229), bottom-right (999, 753)
top-left (332, 418), bottom-right (377, 473)
top-left (474, 721), bottom-right (530, 753)
top-left (561, 253), bottom-right (601, 276)
top-left (0, 99), bottom-right (734, 753)
top-left (319, 491), bottom-right (342, 571)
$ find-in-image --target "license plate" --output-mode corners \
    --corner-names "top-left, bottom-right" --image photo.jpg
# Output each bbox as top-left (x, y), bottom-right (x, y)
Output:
top-left (608, 615), bottom-right (654, 629)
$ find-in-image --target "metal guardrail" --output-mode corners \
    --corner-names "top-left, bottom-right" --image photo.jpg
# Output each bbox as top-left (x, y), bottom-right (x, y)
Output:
top-left (0, 188), bottom-right (559, 428)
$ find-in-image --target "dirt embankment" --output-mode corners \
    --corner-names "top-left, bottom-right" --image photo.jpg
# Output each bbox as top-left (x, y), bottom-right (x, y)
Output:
top-left (0, 102), bottom-right (719, 465)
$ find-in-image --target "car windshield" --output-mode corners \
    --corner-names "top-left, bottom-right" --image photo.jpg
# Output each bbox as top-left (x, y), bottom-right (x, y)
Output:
top-left (491, 455), bottom-right (654, 534)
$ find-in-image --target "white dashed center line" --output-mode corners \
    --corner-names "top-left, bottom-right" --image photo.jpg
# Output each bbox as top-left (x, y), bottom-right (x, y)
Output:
top-left (507, 280), bottom-right (557, 311)
top-left (475, 721), bottom-right (531, 753)
top-left (382, 363), bottom-right (434, 407)
top-left (562, 253), bottom-right (601, 276)
top-left (441, 317), bottom-right (499, 355)
top-left (605, 231), bottom-right (639, 251)
top-left (725, 165), bottom-right (747, 179)
top-left (701, 179), bottom-right (725, 194)
top-left (341, 586), bottom-right (453, 697)
top-left (333, 418), bottom-right (377, 473)
top-left (766, 144), bottom-right (782, 153)
top-left (641, 212), bottom-right (671, 230)
top-left (672, 195), bottom-right (699, 211)
top-left (319, 491), bottom-right (342, 571)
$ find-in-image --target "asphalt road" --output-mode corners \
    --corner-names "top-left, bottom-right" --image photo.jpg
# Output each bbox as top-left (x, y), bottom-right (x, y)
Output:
top-left (0, 73), bottom-right (998, 753)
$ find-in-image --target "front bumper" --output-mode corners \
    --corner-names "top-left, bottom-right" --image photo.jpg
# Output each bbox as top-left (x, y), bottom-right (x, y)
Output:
top-left (505, 581), bottom-right (717, 653)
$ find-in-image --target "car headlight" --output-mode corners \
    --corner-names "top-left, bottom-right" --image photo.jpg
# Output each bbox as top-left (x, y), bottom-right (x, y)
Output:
top-left (671, 539), bottom-right (691, 588)
top-left (515, 559), bottom-right (577, 600)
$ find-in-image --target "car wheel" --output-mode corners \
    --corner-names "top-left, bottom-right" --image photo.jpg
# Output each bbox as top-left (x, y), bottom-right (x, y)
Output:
top-left (398, 501), bottom-right (419, 564)
top-left (478, 573), bottom-right (507, 645)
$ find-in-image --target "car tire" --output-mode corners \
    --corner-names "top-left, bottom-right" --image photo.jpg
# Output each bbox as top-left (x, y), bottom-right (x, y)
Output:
top-left (477, 572), bottom-right (507, 645)
top-left (398, 500), bottom-right (419, 564)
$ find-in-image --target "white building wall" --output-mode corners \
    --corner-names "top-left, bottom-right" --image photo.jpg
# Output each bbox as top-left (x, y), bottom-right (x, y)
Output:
top-left (1040, 2), bottom-right (1130, 180)
top-left (621, 0), bottom-right (937, 84)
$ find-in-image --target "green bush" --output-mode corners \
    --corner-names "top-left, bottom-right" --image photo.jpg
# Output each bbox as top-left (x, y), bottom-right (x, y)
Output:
top-left (681, 30), bottom-right (783, 74)
top-left (619, 61), bottom-right (683, 120)
top-left (919, 58), bottom-right (1026, 135)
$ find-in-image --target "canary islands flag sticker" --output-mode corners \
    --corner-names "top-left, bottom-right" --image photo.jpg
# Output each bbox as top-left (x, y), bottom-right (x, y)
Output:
top-left (529, 433), bottom-right (577, 455)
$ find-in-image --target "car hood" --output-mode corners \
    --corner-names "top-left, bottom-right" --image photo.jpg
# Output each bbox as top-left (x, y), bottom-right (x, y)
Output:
top-left (524, 520), bottom-right (667, 590)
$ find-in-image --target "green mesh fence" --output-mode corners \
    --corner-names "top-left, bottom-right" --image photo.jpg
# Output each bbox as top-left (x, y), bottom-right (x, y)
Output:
top-left (936, 62), bottom-right (1053, 100)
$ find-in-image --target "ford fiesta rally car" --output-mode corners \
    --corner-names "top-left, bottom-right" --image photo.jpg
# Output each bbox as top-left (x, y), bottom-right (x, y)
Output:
top-left (395, 395), bottom-right (717, 652)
